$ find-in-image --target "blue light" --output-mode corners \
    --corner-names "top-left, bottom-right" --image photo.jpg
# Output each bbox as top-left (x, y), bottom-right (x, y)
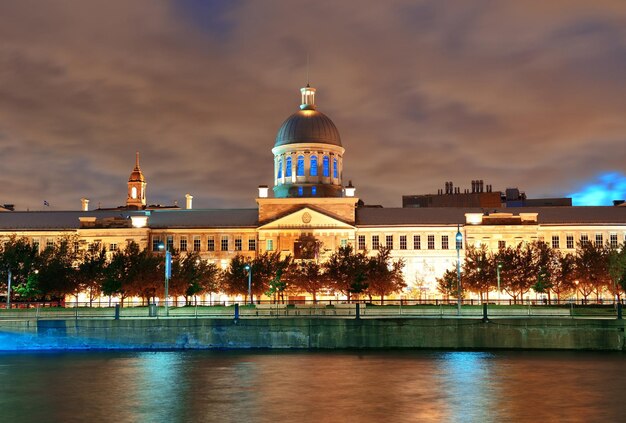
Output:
top-left (569, 172), bottom-right (626, 206)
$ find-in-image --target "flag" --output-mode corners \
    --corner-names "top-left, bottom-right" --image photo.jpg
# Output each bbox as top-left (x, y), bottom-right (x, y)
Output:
top-left (43, 200), bottom-right (50, 207)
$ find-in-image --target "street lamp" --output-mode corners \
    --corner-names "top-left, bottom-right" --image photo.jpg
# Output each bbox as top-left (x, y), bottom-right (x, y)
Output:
top-left (497, 262), bottom-right (502, 304)
top-left (456, 225), bottom-right (463, 316)
top-left (159, 244), bottom-right (172, 316)
top-left (244, 264), bottom-right (252, 305)
top-left (5, 268), bottom-right (12, 310)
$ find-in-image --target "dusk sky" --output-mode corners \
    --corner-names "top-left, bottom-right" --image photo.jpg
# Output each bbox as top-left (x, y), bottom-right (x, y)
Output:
top-left (1, 0), bottom-right (626, 211)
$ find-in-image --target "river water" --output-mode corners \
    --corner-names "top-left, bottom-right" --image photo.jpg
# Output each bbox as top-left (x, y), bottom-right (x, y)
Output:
top-left (0, 350), bottom-right (624, 423)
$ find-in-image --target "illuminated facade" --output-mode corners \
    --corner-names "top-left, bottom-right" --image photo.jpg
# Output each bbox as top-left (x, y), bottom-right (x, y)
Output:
top-left (1, 85), bottom-right (626, 301)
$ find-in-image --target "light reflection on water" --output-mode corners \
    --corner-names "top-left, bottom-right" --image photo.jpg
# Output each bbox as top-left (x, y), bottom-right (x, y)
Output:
top-left (0, 350), bottom-right (624, 423)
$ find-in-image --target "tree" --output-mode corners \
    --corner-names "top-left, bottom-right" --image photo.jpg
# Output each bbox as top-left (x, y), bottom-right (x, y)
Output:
top-left (0, 236), bottom-right (40, 302)
top-left (463, 245), bottom-right (494, 301)
top-left (285, 260), bottom-right (327, 302)
top-left (551, 252), bottom-right (576, 303)
top-left (255, 251), bottom-right (291, 303)
top-left (607, 243), bottom-right (626, 301)
top-left (221, 254), bottom-right (252, 302)
top-left (102, 241), bottom-right (150, 307)
top-left (37, 237), bottom-right (80, 301)
top-left (324, 245), bottom-right (369, 302)
top-left (436, 268), bottom-right (461, 301)
top-left (76, 246), bottom-right (107, 306)
top-left (170, 251), bottom-right (221, 305)
top-left (365, 248), bottom-right (406, 304)
top-left (574, 241), bottom-right (609, 303)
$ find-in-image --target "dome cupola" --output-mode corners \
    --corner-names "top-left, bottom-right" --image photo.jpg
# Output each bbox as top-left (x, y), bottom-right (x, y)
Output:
top-left (127, 152), bottom-right (147, 209)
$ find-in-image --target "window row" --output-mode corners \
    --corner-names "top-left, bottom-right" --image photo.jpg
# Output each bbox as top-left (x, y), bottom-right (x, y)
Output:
top-left (277, 155), bottom-right (339, 179)
top-left (357, 234), bottom-right (454, 251)
top-left (152, 236), bottom-right (256, 252)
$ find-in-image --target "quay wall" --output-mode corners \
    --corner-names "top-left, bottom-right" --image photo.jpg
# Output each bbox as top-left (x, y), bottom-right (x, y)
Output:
top-left (0, 318), bottom-right (624, 351)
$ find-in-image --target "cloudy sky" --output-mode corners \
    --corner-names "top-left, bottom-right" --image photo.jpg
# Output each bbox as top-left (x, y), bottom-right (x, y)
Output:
top-left (1, 0), bottom-right (625, 210)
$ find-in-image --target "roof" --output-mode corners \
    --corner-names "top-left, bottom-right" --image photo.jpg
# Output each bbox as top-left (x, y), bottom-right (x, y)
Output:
top-left (274, 109), bottom-right (342, 147)
top-left (356, 206), bottom-right (626, 226)
top-left (147, 209), bottom-right (258, 229)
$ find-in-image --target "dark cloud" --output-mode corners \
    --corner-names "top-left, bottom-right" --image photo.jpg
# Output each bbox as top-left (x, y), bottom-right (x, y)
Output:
top-left (0, 0), bottom-right (625, 210)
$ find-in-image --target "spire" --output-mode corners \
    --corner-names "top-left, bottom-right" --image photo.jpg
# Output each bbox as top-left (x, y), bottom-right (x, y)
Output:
top-left (134, 151), bottom-right (140, 170)
top-left (300, 84), bottom-right (316, 110)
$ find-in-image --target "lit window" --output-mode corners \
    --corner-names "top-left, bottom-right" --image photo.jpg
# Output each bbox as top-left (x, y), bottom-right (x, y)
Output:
top-left (207, 237), bottom-right (215, 251)
top-left (358, 235), bottom-right (366, 250)
top-left (566, 235), bottom-right (574, 249)
top-left (221, 236), bottom-right (229, 251)
top-left (248, 238), bottom-right (256, 251)
top-left (580, 233), bottom-right (589, 246)
top-left (286, 157), bottom-right (292, 177)
top-left (333, 158), bottom-right (338, 178)
top-left (277, 158), bottom-right (283, 179)
top-left (552, 235), bottom-right (560, 249)
top-left (400, 235), bottom-right (407, 250)
top-left (312, 186), bottom-right (317, 196)
top-left (428, 235), bottom-right (435, 250)
top-left (131, 186), bottom-right (137, 199)
top-left (310, 156), bottom-right (318, 176)
top-left (386, 235), bottom-right (393, 249)
top-left (235, 236), bottom-right (242, 251)
top-left (180, 237), bottom-right (187, 251)
top-left (267, 239), bottom-right (274, 251)
top-left (341, 239), bottom-right (348, 247)
top-left (166, 236), bottom-right (174, 251)
top-left (498, 240), bottom-right (506, 250)
top-left (109, 243), bottom-right (118, 252)
top-left (595, 233), bottom-right (603, 247)
top-left (441, 235), bottom-right (449, 250)
top-left (152, 237), bottom-right (161, 252)
top-left (372, 235), bottom-right (380, 250)
top-left (194, 236), bottom-right (201, 252)
top-left (297, 155), bottom-right (305, 176)
top-left (323, 156), bottom-right (330, 177)
top-left (413, 235), bottom-right (421, 250)
top-left (610, 233), bottom-right (618, 248)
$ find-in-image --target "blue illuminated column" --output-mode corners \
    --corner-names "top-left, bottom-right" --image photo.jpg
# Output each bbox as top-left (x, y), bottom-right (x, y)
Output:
top-left (159, 244), bottom-right (172, 316)
top-left (6, 269), bottom-right (11, 309)
top-left (497, 262), bottom-right (502, 303)
top-left (456, 225), bottom-right (463, 316)
top-left (244, 264), bottom-right (252, 305)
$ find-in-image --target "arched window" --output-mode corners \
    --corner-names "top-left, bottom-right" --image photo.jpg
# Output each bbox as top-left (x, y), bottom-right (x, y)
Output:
top-left (277, 158), bottom-right (283, 179)
top-left (333, 158), bottom-right (338, 178)
top-left (286, 157), bottom-right (292, 177)
top-left (312, 186), bottom-right (317, 196)
top-left (310, 156), bottom-right (318, 176)
top-left (131, 186), bottom-right (138, 199)
top-left (323, 156), bottom-right (330, 177)
top-left (297, 155), bottom-right (305, 176)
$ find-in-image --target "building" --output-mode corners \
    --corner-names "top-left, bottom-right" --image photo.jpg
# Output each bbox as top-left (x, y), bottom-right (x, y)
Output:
top-left (1, 84), bottom-right (625, 301)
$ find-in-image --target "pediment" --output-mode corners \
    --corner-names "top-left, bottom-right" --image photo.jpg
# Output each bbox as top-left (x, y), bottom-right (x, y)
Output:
top-left (257, 207), bottom-right (355, 230)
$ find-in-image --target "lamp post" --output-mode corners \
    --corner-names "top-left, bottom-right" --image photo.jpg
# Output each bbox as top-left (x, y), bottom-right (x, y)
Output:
top-left (497, 262), bottom-right (502, 304)
top-left (456, 225), bottom-right (463, 316)
top-left (244, 264), bottom-right (252, 305)
top-left (159, 244), bottom-right (172, 316)
top-left (6, 269), bottom-right (12, 310)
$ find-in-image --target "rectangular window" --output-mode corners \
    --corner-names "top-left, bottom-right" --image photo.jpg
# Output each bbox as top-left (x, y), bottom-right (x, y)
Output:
top-left (552, 235), bottom-right (560, 249)
top-left (46, 238), bottom-right (54, 249)
top-left (566, 235), bottom-right (574, 249)
top-left (266, 239), bottom-right (274, 251)
top-left (441, 235), bottom-right (449, 250)
top-left (234, 236), bottom-right (242, 251)
top-left (580, 233), bottom-right (589, 246)
top-left (372, 235), bottom-right (380, 250)
top-left (109, 243), bottom-right (118, 252)
top-left (207, 237), bottom-right (215, 251)
top-left (193, 236), bottom-right (201, 252)
top-left (610, 233), bottom-right (618, 248)
top-left (414, 235), bottom-right (421, 250)
top-left (166, 236), bottom-right (174, 251)
top-left (179, 237), bottom-right (188, 251)
top-left (400, 235), bottom-right (407, 250)
top-left (248, 238), bottom-right (256, 251)
top-left (221, 236), bottom-right (229, 251)
top-left (33, 239), bottom-right (40, 253)
top-left (152, 237), bottom-right (161, 252)
top-left (73, 241), bottom-right (80, 253)
top-left (498, 240), bottom-right (506, 250)
top-left (427, 235), bottom-right (435, 250)
top-left (595, 233), bottom-right (603, 247)
top-left (385, 235), bottom-right (393, 249)
top-left (358, 235), bottom-right (366, 250)
top-left (341, 239), bottom-right (348, 247)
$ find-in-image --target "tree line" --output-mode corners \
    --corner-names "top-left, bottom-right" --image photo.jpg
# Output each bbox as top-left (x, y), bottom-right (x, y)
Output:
top-left (0, 236), bottom-right (406, 306)
top-left (437, 240), bottom-right (626, 303)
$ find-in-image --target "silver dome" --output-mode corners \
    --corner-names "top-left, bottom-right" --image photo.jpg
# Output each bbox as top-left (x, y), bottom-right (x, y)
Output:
top-left (274, 109), bottom-right (342, 148)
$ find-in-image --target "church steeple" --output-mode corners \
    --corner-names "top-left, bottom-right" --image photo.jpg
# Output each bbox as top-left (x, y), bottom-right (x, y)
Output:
top-left (127, 152), bottom-right (146, 209)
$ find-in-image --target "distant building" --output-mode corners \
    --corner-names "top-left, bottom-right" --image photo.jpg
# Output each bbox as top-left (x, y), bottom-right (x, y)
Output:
top-left (403, 181), bottom-right (572, 208)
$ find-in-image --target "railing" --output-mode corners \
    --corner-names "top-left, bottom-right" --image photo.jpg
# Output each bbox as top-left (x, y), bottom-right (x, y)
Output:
top-left (0, 302), bottom-right (623, 320)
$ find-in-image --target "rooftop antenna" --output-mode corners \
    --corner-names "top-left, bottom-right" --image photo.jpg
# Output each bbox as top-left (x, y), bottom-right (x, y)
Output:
top-left (306, 52), bottom-right (310, 87)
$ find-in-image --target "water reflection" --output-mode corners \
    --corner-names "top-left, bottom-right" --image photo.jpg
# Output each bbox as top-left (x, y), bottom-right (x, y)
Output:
top-left (0, 350), bottom-right (625, 423)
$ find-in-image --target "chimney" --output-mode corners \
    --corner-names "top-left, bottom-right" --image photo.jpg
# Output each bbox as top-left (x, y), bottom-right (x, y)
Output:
top-left (258, 185), bottom-right (269, 198)
top-left (480, 180), bottom-right (484, 193)
top-left (345, 180), bottom-right (356, 197)
top-left (81, 198), bottom-right (89, 211)
top-left (185, 194), bottom-right (193, 210)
